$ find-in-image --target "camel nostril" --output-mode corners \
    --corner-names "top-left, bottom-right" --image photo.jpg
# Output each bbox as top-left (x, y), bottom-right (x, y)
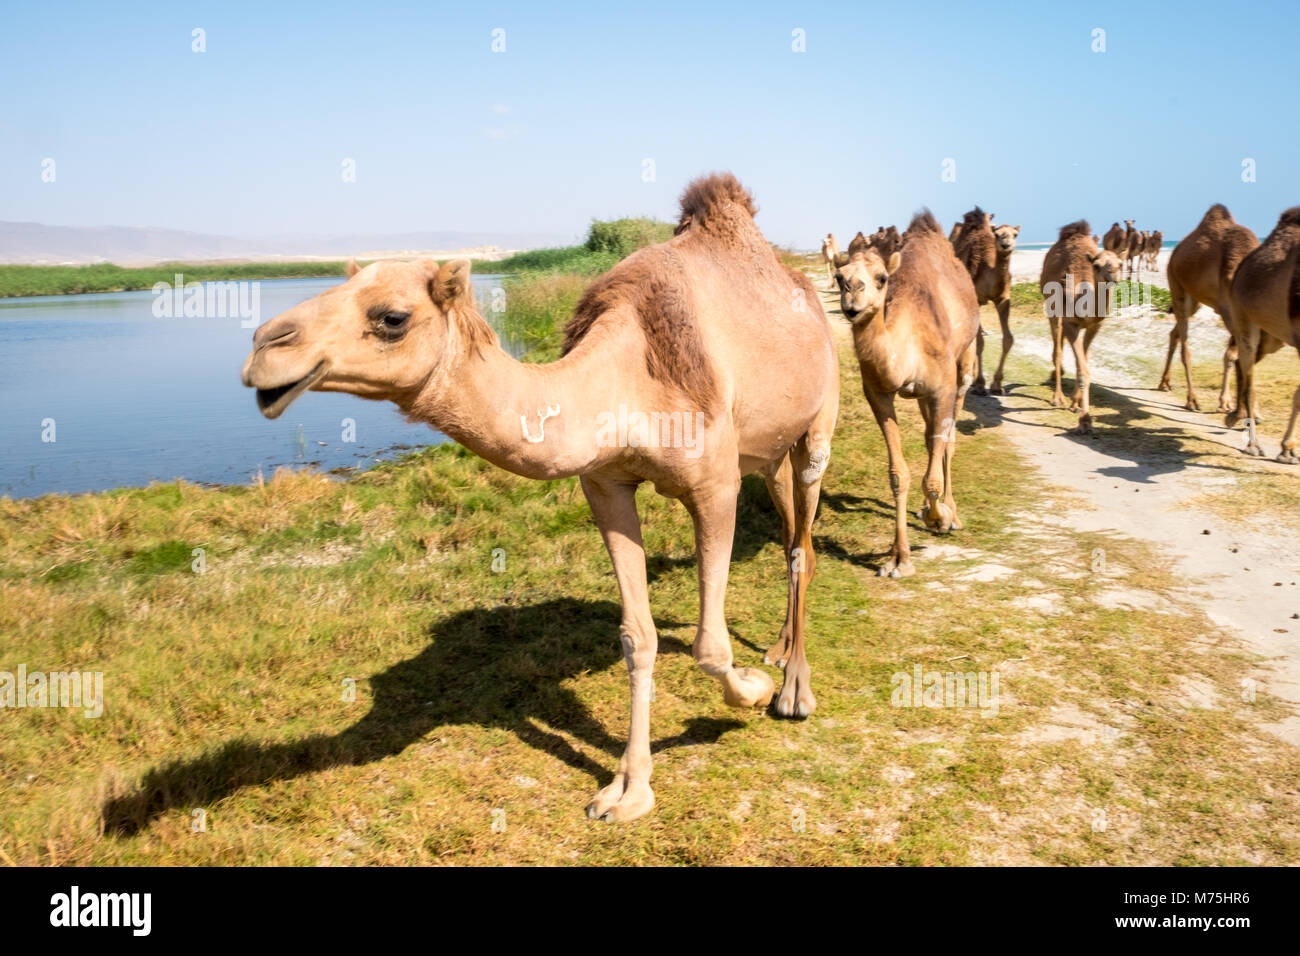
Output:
top-left (254, 322), bottom-right (300, 351)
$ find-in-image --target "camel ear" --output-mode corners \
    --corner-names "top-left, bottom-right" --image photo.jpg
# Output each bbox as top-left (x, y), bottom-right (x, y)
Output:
top-left (345, 257), bottom-right (360, 279)
top-left (432, 259), bottom-right (472, 305)
top-left (886, 251), bottom-right (902, 275)
top-left (1014, 225), bottom-right (1021, 234)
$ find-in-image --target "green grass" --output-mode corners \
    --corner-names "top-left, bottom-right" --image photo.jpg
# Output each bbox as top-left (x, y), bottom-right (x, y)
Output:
top-left (0, 262), bottom-right (352, 298)
top-left (1008, 280), bottom-right (1171, 312)
top-left (0, 266), bottom-right (1295, 866)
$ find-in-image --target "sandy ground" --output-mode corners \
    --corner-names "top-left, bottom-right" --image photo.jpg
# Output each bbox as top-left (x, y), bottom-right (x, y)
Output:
top-left (815, 261), bottom-right (1300, 745)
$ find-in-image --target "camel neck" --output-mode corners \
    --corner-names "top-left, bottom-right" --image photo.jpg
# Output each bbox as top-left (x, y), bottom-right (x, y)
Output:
top-left (405, 328), bottom-right (635, 481)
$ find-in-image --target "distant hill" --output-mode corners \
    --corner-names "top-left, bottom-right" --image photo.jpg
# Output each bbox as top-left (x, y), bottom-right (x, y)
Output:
top-left (0, 221), bottom-right (573, 265)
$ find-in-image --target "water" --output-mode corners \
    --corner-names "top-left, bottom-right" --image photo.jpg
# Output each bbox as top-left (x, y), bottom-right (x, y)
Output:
top-left (0, 275), bottom-right (515, 499)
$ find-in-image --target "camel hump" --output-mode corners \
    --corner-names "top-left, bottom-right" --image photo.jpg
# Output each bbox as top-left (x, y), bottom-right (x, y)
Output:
top-left (676, 172), bottom-right (758, 232)
top-left (1277, 206), bottom-right (1300, 229)
top-left (904, 210), bottom-right (943, 237)
top-left (961, 206), bottom-right (990, 230)
top-left (1058, 220), bottom-right (1091, 240)
top-left (1204, 203), bottom-right (1235, 224)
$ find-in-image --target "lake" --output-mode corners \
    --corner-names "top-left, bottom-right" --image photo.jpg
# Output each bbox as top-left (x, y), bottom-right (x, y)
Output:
top-left (0, 275), bottom-right (516, 499)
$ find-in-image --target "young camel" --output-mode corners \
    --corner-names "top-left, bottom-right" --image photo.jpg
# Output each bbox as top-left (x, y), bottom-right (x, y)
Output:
top-left (1227, 206), bottom-right (1300, 463)
top-left (820, 233), bottom-right (841, 289)
top-left (1040, 221), bottom-right (1124, 434)
top-left (1161, 204), bottom-right (1279, 412)
top-left (240, 173), bottom-right (840, 822)
top-left (953, 206), bottom-right (1020, 395)
top-left (836, 212), bottom-right (979, 578)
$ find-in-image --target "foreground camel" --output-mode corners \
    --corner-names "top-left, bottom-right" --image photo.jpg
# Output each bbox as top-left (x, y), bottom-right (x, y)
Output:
top-left (820, 233), bottom-right (841, 289)
top-left (836, 212), bottom-right (978, 577)
top-left (1227, 206), bottom-right (1300, 463)
top-left (1162, 204), bottom-right (1275, 412)
top-left (240, 173), bottom-right (840, 821)
top-left (1040, 221), bottom-right (1124, 433)
top-left (953, 206), bottom-right (1019, 394)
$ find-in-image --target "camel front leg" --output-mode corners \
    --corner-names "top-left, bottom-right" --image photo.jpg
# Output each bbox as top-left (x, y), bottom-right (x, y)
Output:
top-left (1049, 315), bottom-right (1067, 407)
top-left (1070, 324), bottom-right (1097, 434)
top-left (579, 476), bottom-right (657, 822)
top-left (917, 391), bottom-right (959, 532)
top-left (683, 481), bottom-right (775, 710)
top-left (972, 324), bottom-right (988, 395)
top-left (990, 297), bottom-right (1013, 395)
top-left (865, 388), bottom-right (913, 577)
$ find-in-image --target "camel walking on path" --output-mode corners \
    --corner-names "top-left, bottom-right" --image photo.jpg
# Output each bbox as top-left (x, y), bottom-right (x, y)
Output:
top-left (241, 173), bottom-right (840, 822)
top-left (952, 206), bottom-right (1019, 395)
top-left (836, 212), bottom-right (978, 578)
top-left (1162, 204), bottom-right (1281, 412)
top-left (820, 233), bottom-right (841, 289)
top-left (1227, 206), bottom-right (1300, 463)
top-left (1040, 221), bottom-right (1124, 434)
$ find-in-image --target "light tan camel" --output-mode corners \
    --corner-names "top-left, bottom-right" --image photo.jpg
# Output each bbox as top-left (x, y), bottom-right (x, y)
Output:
top-left (820, 233), bottom-right (841, 289)
top-left (1143, 230), bottom-right (1163, 271)
top-left (1162, 204), bottom-right (1275, 412)
top-left (1227, 206), bottom-right (1300, 463)
top-left (240, 173), bottom-right (840, 821)
top-left (836, 212), bottom-right (979, 578)
top-left (1102, 222), bottom-right (1125, 254)
top-left (1040, 220), bottom-right (1124, 434)
top-left (953, 206), bottom-right (1020, 395)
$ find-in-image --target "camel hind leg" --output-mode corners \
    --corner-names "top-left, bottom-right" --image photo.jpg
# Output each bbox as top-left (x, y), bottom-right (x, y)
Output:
top-left (767, 388), bottom-right (837, 716)
top-left (990, 297), bottom-right (1013, 395)
top-left (759, 453), bottom-right (797, 669)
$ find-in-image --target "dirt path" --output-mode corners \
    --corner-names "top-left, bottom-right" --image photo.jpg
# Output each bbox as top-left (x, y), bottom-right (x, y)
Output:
top-left (814, 268), bottom-right (1300, 745)
top-left (969, 381), bottom-right (1300, 744)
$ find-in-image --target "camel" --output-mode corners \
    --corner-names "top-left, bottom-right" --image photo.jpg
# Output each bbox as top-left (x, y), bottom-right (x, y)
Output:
top-left (836, 212), bottom-right (979, 577)
top-left (1040, 220), bottom-right (1124, 434)
top-left (949, 222), bottom-right (964, 246)
top-left (1143, 230), bottom-right (1163, 271)
top-left (1102, 222), bottom-right (1125, 255)
top-left (820, 233), bottom-right (841, 289)
top-left (1227, 206), bottom-right (1300, 463)
top-left (1162, 204), bottom-right (1278, 412)
top-left (239, 173), bottom-right (840, 822)
top-left (1123, 221), bottom-right (1142, 278)
top-left (870, 225), bottom-right (902, 259)
top-left (952, 206), bottom-right (1020, 395)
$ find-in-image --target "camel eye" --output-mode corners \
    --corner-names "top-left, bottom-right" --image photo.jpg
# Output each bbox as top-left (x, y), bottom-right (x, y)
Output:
top-left (382, 311), bottom-right (410, 331)
top-left (875, 275), bottom-right (887, 288)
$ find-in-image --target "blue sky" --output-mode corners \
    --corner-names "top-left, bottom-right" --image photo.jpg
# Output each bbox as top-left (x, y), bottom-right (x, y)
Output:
top-left (1, 0), bottom-right (1297, 247)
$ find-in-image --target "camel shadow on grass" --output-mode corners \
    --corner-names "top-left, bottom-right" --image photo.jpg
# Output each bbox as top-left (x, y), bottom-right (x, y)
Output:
top-left (101, 597), bottom-right (745, 837)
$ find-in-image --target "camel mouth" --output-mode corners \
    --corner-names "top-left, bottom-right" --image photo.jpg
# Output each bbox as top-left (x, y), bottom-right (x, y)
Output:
top-left (255, 361), bottom-right (329, 419)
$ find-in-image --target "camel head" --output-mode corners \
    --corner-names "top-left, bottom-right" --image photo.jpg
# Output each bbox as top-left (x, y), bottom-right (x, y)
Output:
top-left (993, 223), bottom-right (1021, 253)
top-left (1124, 219), bottom-right (1135, 230)
top-left (835, 249), bottom-right (900, 323)
top-left (240, 257), bottom-right (481, 419)
top-left (1089, 248), bottom-right (1124, 285)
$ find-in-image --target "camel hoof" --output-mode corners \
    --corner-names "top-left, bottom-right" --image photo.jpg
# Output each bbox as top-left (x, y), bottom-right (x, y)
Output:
top-left (1050, 395), bottom-right (1066, 408)
top-left (1156, 380), bottom-right (1171, 392)
top-left (971, 383), bottom-right (988, 397)
top-left (1186, 398), bottom-right (1201, 412)
top-left (1217, 403), bottom-right (1233, 414)
top-left (1073, 416), bottom-right (1094, 436)
top-left (774, 666), bottom-right (816, 719)
top-left (763, 633), bottom-right (792, 669)
top-left (989, 383), bottom-right (1005, 396)
top-left (586, 779), bottom-right (654, 823)
top-left (880, 560), bottom-right (916, 579)
top-left (948, 514), bottom-right (964, 531)
top-left (1276, 449), bottom-right (1299, 465)
top-left (1244, 443), bottom-right (1266, 458)
top-left (722, 666), bottom-right (775, 709)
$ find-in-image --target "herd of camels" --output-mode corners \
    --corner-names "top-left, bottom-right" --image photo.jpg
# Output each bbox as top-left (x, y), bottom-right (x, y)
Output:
top-left (241, 173), bottom-right (1299, 821)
